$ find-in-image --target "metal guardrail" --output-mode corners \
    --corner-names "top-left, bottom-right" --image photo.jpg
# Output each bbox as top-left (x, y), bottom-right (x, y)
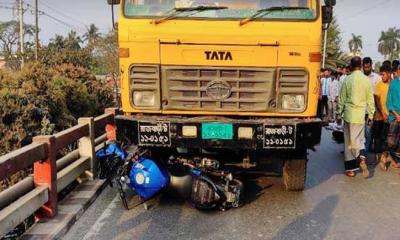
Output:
top-left (0, 108), bottom-right (117, 237)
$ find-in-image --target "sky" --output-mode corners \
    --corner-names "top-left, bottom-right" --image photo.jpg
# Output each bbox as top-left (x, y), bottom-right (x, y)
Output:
top-left (0, 0), bottom-right (398, 63)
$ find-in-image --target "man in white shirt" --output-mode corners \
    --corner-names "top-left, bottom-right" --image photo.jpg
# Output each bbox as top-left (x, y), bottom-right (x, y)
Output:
top-left (328, 74), bottom-right (340, 122)
top-left (339, 65), bottom-right (349, 91)
top-left (320, 69), bottom-right (332, 122)
top-left (363, 57), bottom-right (381, 92)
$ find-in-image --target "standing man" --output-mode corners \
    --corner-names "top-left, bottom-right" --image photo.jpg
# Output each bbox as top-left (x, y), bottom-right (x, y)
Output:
top-left (328, 72), bottom-right (340, 122)
top-left (317, 68), bottom-right (324, 119)
top-left (363, 57), bottom-right (381, 90)
top-left (373, 65), bottom-right (391, 169)
top-left (339, 65), bottom-right (350, 91)
top-left (337, 57), bottom-right (375, 178)
top-left (363, 57), bottom-right (381, 153)
top-left (386, 64), bottom-right (400, 169)
top-left (320, 69), bottom-right (332, 122)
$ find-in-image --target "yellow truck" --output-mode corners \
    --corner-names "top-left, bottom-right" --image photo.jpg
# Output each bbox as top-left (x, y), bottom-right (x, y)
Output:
top-left (109, 0), bottom-right (335, 191)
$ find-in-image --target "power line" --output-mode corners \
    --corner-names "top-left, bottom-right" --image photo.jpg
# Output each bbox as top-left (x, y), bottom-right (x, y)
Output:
top-left (340, 0), bottom-right (394, 21)
top-left (0, 1), bottom-right (14, 5)
top-left (0, 5), bottom-right (14, 10)
top-left (39, 0), bottom-right (88, 28)
top-left (1, 2), bottom-right (86, 35)
top-left (41, 12), bottom-right (85, 34)
top-left (24, 3), bottom-right (85, 34)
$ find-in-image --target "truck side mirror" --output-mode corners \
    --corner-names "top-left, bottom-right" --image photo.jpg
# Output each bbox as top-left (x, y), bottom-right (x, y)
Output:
top-left (322, 6), bottom-right (333, 24)
top-left (107, 0), bottom-right (119, 30)
top-left (107, 0), bottom-right (120, 5)
top-left (325, 0), bottom-right (336, 7)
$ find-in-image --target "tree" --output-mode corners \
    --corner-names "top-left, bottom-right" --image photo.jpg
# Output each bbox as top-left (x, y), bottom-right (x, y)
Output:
top-left (348, 33), bottom-right (363, 56)
top-left (84, 24), bottom-right (101, 47)
top-left (66, 31), bottom-right (83, 50)
top-left (0, 63), bottom-right (114, 155)
top-left (0, 21), bottom-right (35, 70)
top-left (0, 21), bottom-right (19, 54)
top-left (42, 32), bottom-right (92, 68)
top-left (91, 30), bottom-right (118, 75)
top-left (323, 17), bottom-right (351, 69)
top-left (378, 27), bottom-right (400, 61)
top-left (48, 35), bottom-right (65, 49)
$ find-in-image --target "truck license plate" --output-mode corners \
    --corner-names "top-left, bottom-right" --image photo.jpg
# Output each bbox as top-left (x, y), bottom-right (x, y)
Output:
top-left (138, 121), bottom-right (171, 146)
top-left (202, 123), bottom-right (233, 140)
top-left (263, 125), bottom-right (296, 149)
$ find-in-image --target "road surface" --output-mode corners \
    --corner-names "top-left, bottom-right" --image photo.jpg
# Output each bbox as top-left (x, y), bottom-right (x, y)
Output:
top-left (64, 129), bottom-right (400, 240)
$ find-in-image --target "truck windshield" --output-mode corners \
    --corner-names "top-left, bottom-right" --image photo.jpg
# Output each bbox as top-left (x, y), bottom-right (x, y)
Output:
top-left (124, 0), bottom-right (318, 20)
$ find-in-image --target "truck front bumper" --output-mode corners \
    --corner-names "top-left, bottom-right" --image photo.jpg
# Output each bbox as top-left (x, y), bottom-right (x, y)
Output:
top-left (115, 115), bottom-right (322, 150)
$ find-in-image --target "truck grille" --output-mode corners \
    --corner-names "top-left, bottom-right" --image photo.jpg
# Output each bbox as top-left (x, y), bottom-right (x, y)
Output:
top-left (162, 67), bottom-right (275, 112)
top-left (130, 65), bottom-right (161, 109)
top-left (278, 69), bottom-right (308, 94)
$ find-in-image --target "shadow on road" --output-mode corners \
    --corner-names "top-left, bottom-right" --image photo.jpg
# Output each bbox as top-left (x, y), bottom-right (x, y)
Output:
top-left (305, 130), bottom-right (345, 190)
top-left (238, 173), bottom-right (274, 205)
top-left (272, 195), bottom-right (339, 240)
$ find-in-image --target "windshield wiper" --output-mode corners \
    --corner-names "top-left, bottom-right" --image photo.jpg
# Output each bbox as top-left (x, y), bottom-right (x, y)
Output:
top-left (153, 5), bottom-right (228, 25)
top-left (239, 6), bottom-right (310, 26)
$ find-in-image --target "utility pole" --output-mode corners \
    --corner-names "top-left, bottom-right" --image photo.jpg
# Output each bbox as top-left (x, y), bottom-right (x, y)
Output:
top-left (322, 28), bottom-right (328, 69)
top-left (35, 0), bottom-right (39, 61)
top-left (18, 0), bottom-right (24, 67)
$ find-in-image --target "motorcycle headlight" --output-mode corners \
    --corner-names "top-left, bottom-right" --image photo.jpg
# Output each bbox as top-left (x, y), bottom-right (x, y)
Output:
top-left (133, 91), bottom-right (156, 107)
top-left (281, 94), bottom-right (305, 111)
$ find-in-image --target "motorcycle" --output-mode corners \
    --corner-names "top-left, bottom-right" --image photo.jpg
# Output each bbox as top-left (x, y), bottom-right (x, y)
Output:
top-left (96, 143), bottom-right (244, 211)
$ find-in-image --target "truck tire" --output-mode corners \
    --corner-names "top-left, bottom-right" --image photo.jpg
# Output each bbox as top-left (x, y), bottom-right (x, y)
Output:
top-left (283, 159), bottom-right (307, 191)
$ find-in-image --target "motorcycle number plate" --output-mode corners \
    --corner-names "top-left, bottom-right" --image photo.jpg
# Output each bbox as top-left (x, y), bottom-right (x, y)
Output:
top-left (138, 121), bottom-right (171, 146)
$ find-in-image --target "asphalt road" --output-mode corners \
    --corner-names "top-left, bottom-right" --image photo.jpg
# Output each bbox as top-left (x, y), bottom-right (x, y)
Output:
top-left (64, 129), bottom-right (400, 240)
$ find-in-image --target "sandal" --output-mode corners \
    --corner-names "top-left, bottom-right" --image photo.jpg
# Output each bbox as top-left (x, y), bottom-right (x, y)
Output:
top-left (345, 171), bottom-right (356, 177)
top-left (391, 162), bottom-right (400, 169)
top-left (379, 154), bottom-right (389, 171)
top-left (359, 159), bottom-right (370, 179)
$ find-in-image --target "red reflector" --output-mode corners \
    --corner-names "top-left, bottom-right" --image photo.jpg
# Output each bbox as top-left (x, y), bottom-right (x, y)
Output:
top-left (309, 52), bottom-right (322, 62)
top-left (119, 48), bottom-right (130, 58)
top-left (106, 124), bottom-right (116, 141)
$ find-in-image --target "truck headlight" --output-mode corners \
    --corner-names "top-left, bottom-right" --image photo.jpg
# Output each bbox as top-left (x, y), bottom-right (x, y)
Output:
top-left (281, 95), bottom-right (305, 111)
top-left (133, 91), bottom-right (156, 107)
top-left (130, 65), bottom-right (160, 109)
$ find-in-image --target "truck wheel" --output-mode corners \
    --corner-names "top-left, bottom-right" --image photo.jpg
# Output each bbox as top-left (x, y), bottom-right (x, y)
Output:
top-left (283, 159), bottom-right (307, 191)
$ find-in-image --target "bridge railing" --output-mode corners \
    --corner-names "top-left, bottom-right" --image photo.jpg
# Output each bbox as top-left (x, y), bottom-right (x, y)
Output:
top-left (0, 108), bottom-right (117, 237)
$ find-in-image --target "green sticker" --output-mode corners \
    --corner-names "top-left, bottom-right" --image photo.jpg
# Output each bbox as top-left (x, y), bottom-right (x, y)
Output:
top-left (202, 123), bottom-right (233, 140)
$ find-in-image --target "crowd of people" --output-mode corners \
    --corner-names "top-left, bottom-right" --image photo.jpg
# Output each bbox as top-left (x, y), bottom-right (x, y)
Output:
top-left (318, 57), bottom-right (400, 178)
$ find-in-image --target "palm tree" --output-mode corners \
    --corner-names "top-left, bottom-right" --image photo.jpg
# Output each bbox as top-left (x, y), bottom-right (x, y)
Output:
top-left (66, 31), bottom-right (83, 50)
top-left (378, 27), bottom-right (400, 61)
top-left (83, 24), bottom-right (101, 47)
top-left (348, 34), bottom-right (363, 56)
top-left (48, 35), bottom-right (65, 49)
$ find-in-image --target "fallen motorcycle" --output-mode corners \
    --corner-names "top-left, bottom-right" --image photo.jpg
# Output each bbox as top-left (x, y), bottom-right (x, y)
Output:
top-left (96, 143), bottom-right (244, 211)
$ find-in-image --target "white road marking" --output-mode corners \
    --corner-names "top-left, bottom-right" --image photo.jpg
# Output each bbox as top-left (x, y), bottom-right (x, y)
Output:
top-left (82, 195), bottom-right (120, 240)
